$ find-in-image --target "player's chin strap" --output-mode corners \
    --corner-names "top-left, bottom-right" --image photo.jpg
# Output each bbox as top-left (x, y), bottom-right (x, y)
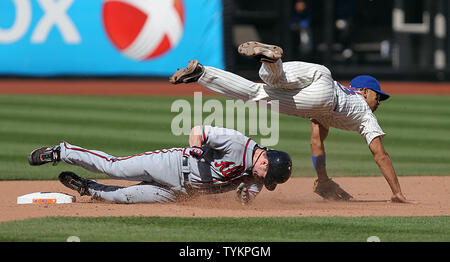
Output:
top-left (246, 145), bottom-right (267, 178)
top-left (255, 145), bottom-right (268, 161)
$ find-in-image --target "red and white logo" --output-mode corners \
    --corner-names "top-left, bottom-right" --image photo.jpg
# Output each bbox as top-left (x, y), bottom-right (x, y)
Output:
top-left (102, 0), bottom-right (185, 61)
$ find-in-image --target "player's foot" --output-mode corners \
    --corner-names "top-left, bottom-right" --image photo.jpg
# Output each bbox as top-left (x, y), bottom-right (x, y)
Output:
top-left (59, 171), bottom-right (93, 196)
top-left (169, 60), bottom-right (204, 84)
top-left (28, 145), bottom-right (61, 166)
top-left (238, 41), bottom-right (283, 63)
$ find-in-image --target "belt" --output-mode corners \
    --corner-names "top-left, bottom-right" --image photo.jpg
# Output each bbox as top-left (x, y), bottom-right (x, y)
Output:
top-left (182, 155), bottom-right (190, 184)
top-left (182, 155), bottom-right (197, 196)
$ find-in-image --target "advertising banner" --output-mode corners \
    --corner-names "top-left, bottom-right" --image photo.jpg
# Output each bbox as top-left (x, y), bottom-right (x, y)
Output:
top-left (0, 0), bottom-right (224, 76)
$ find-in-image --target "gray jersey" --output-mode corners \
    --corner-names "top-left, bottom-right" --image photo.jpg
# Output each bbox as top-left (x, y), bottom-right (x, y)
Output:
top-left (58, 126), bottom-right (263, 203)
top-left (186, 125), bottom-right (263, 195)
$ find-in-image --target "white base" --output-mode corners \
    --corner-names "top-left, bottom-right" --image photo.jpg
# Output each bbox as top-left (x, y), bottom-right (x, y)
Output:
top-left (17, 192), bottom-right (76, 204)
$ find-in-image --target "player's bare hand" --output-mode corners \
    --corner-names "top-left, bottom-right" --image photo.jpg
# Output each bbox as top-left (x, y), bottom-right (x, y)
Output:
top-left (390, 193), bottom-right (417, 204)
top-left (236, 182), bottom-right (251, 205)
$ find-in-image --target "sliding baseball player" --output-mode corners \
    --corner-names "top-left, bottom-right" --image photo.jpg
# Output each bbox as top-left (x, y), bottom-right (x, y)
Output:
top-left (169, 41), bottom-right (412, 203)
top-left (28, 125), bottom-right (292, 204)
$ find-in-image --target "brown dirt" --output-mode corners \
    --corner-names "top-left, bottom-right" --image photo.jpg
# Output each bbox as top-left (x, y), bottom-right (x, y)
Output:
top-left (1, 176), bottom-right (449, 222)
top-left (1, 80), bottom-right (448, 222)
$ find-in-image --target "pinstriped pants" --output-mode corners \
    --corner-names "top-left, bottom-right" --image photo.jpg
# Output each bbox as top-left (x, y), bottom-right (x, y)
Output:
top-left (198, 60), bottom-right (336, 119)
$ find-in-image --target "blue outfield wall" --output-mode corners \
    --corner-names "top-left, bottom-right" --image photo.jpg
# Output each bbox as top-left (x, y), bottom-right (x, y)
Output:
top-left (0, 0), bottom-right (224, 76)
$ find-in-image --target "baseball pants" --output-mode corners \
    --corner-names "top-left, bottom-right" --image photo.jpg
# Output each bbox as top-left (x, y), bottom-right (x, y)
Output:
top-left (198, 60), bottom-right (336, 118)
top-left (59, 142), bottom-right (188, 203)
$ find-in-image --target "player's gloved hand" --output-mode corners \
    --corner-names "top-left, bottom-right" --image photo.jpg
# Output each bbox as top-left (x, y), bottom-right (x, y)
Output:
top-left (313, 178), bottom-right (353, 201)
top-left (189, 146), bottom-right (204, 160)
top-left (236, 182), bottom-right (250, 205)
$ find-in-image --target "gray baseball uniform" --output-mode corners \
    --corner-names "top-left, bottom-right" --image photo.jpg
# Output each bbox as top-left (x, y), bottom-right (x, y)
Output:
top-left (58, 125), bottom-right (263, 203)
top-left (198, 59), bottom-right (385, 145)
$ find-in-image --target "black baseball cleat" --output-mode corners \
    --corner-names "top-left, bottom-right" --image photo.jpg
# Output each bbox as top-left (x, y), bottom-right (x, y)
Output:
top-left (169, 60), bottom-right (204, 84)
top-left (28, 145), bottom-right (61, 166)
top-left (238, 41), bottom-right (283, 63)
top-left (59, 171), bottom-right (93, 196)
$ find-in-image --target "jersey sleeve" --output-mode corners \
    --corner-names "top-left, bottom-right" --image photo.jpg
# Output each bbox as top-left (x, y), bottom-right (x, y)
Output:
top-left (201, 125), bottom-right (247, 151)
top-left (359, 112), bottom-right (386, 145)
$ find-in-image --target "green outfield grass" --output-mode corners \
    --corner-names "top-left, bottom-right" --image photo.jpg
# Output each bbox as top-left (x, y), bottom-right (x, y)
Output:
top-left (0, 216), bottom-right (448, 242)
top-left (0, 94), bottom-right (449, 180)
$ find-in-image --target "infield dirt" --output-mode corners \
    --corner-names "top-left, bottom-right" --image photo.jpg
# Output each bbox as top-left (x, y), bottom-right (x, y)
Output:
top-left (1, 176), bottom-right (449, 222)
top-left (1, 81), bottom-right (449, 222)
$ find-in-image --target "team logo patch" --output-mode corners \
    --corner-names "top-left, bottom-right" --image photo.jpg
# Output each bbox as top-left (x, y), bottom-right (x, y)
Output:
top-left (102, 0), bottom-right (185, 61)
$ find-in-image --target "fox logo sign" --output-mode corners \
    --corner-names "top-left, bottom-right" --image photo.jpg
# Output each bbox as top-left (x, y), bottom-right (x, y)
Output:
top-left (102, 0), bottom-right (185, 61)
top-left (0, 0), bottom-right (80, 44)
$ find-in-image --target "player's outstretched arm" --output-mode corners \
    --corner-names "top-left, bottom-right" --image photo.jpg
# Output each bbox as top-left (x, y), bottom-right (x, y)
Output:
top-left (310, 120), bottom-right (353, 201)
top-left (369, 137), bottom-right (415, 203)
top-left (310, 120), bottom-right (330, 182)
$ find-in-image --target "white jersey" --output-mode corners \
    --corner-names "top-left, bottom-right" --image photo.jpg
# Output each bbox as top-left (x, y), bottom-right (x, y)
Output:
top-left (328, 82), bottom-right (385, 144)
top-left (198, 60), bottom-right (385, 145)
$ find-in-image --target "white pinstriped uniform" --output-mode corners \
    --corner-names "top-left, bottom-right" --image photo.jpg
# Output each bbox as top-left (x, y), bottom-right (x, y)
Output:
top-left (198, 60), bottom-right (385, 145)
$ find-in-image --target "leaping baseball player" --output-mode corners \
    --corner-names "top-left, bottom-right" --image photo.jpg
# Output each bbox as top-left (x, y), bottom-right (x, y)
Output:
top-left (28, 125), bottom-right (292, 204)
top-left (169, 41), bottom-right (413, 203)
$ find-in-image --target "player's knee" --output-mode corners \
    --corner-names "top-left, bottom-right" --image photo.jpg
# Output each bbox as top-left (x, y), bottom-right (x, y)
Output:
top-left (104, 189), bottom-right (137, 204)
top-left (317, 66), bottom-right (332, 80)
top-left (112, 193), bottom-right (132, 203)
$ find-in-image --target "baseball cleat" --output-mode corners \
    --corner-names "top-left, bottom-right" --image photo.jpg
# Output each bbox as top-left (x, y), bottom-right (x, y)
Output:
top-left (238, 41), bottom-right (283, 63)
top-left (169, 60), bottom-right (205, 84)
top-left (58, 171), bottom-right (93, 196)
top-left (28, 145), bottom-right (61, 166)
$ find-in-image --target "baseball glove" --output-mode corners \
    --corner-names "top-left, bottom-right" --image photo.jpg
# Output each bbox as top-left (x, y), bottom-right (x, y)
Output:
top-left (313, 178), bottom-right (353, 201)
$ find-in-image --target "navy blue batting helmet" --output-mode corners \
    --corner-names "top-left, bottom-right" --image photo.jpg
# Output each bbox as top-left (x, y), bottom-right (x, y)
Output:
top-left (264, 150), bottom-right (292, 191)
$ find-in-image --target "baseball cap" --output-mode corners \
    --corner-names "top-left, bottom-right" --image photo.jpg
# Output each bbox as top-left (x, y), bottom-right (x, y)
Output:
top-left (349, 75), bottom-right (390, 101)
top-left (264, 150), bottom-right (292, 191)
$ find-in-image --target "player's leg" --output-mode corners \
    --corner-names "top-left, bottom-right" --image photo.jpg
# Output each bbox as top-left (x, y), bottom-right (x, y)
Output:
top-left (237, 41), bottom-right (337, 114)
top-left (199, 66), bottom-right (268, 101)
top-left (259, 60), bottom-right (333, 90)
top-left (57, 141), bottom-right (151, 181)
top-left (90, 183), bottom-right (177, 203)
top-left (59, 171), bottom-right (178, 203)
top-left (30, 141), bottom-right (185, 191)
top-left (236, 41), bottom-right (333, 90)
top-left (169, 60), bottom-right (268, 102)
top-left (60, 142), bottom-right (184, 187)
